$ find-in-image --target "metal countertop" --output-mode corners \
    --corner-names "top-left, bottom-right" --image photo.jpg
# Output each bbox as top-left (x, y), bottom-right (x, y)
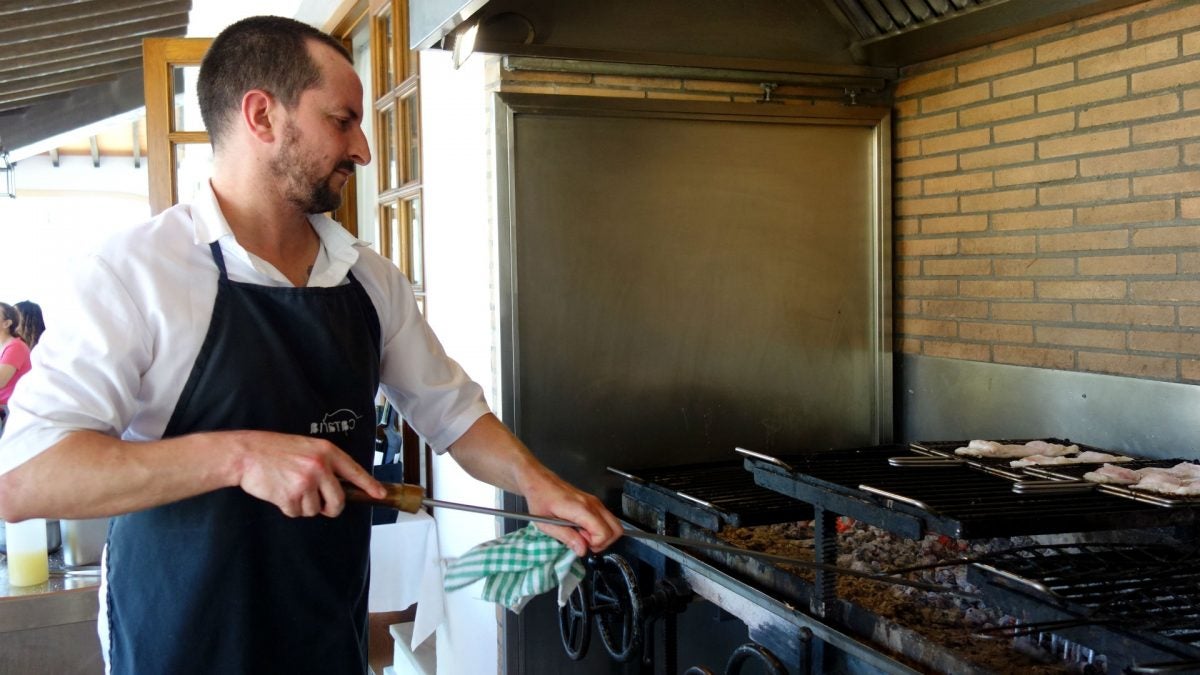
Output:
top-left (0, 550), bottom-right (100, 633)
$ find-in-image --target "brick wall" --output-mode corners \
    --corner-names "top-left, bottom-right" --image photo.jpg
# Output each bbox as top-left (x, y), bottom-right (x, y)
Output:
top-left (895, 0), bottom-right (1200, 384)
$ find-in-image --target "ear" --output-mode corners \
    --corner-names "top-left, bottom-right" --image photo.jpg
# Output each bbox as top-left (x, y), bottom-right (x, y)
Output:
top-left (240, 89), bottom-right (278, 144)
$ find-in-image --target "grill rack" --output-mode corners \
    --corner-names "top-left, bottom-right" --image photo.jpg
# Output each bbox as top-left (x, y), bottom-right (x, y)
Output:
top-left (1023, 460), bottom-right (1200, 508)
top-left (738, 445), bottom-right (1200, 540)
top-left (969, 543), bottom-right (1200, 672)
top-left (612, 463), bottom-right (1009, 675)
top-left (911, 438), bottom-right (1121, 481)
top-left (607, 460), bottom-right (812, 530)
top-left (612, 447), bottom-right (1200, 674)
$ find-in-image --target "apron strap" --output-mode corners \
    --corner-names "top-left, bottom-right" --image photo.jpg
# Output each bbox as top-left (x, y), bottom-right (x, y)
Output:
top-left (208, 241), bottom-right (229, 280)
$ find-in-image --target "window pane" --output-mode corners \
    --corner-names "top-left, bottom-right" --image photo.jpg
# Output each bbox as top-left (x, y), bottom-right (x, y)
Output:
top-left (174, 143), bottom-right (213, 206)
top-left (385, 202), bottom-right (403, 268)
top-left (378, 9), bottom-right (395, 91)
top-left (407, 195), bottom-right (423, 288)
top-left (403, 94), bottom-right (420, 184)
top-left (379, 105), bottom-right (398, 191)
top-left (171, 66), bottom-right (205, 132)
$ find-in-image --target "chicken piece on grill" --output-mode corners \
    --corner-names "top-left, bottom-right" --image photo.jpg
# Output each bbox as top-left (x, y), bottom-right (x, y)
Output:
top-left (1082, 463), bottom-right (1141, 484)
top-left (1133, 470), bottom-right (1192, 494)
top-left (1085, 461), bottom-right (1200, 495)
top-left (1130, 462), bottom-right (1200, 496)
top-left (1009, 451), bottom-right (1131, 468)
top-left (1166, 461), bottom-right (1200, 479)
top-left (955, 439), bottom-right (1079, 459)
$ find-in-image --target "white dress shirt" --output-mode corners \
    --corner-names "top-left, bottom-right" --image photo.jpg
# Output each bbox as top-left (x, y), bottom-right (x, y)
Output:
top-left (0, 181), bottom-right (490, 474)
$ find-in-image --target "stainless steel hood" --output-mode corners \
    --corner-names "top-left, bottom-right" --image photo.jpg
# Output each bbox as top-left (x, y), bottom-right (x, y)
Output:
top-left (410, 0), bottom-right (1151, 73)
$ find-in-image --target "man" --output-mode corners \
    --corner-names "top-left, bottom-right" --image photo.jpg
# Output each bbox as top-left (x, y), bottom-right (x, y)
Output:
top-left (0, 15), bottom-right (620, 674)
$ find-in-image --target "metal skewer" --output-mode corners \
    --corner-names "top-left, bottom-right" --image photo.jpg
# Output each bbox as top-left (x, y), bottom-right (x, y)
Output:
top-left (348, 484), bottom-right (979, 597)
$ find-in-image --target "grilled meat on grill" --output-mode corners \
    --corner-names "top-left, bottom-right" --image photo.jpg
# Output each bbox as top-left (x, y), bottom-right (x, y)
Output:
top-left (955, 439), bottom-right (1079, 459)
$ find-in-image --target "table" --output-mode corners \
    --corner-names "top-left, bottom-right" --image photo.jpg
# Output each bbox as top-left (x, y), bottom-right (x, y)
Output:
top-left (369, 510), bottom-right (445, 649)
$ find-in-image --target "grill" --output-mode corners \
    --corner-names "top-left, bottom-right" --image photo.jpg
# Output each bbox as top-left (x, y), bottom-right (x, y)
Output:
top-left (609, 461), bottom-right (813, 531)
top-left (739, 445), bottom-right (1200, 539)
top-left (1021, 460), bottom-right (1200, 508)
top-left (569, 441), bottom-right (1200, 674)
top-left (970, 543), bottom-right (1200, 673)
top-left (911, 437), bottom-right (1115, 480)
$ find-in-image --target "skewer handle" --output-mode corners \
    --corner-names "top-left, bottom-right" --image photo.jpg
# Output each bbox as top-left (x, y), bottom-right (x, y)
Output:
top-left (343, 481), bottom-right (425, 513)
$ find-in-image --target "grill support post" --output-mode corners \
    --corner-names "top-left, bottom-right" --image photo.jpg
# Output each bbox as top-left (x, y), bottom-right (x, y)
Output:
top-left (811, 506), bottom-right (838, 617)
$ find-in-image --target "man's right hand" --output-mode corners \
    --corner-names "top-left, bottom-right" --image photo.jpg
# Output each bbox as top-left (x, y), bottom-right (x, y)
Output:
top-left (0, 428), bottom-right (388, 522)
top-left (227, 430), bottom-right (387, 517)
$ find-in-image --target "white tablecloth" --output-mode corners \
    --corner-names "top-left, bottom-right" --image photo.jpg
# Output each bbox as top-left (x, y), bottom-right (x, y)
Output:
top-left (369, 510), bottom-right (444, 648)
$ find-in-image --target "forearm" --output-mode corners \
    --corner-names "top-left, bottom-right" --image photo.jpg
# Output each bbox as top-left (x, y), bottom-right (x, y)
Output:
top-left (448, 413), bottom-right (622, 555)
top-left (447, 413), bottom-right (547, 496)
top-left (0, 429), bottom-right (242, 521)
top-left (0, 364), bottom-right (15, 389)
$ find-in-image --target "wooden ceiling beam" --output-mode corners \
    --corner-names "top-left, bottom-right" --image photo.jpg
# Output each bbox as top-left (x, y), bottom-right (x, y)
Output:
top-left (0, 14), bottom-right (188, 63)
top-left (0, 0), bottom-right (186, 36)
top-left (2, 45), bottom-right (143, 83)
top-left (0, 30), bottom-right (175, 70)
top-left (0, 0), bottom-right (96, 15)
top-left (0, 3), bottom-right (189, 46)
top-left (0, 58), bottom-right (142, 98)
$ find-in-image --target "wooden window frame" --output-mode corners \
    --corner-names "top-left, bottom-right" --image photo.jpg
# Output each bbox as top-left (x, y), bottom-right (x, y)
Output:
top-left (369, 0), bottom-right (424, 299)
top-left (143, 38), bottom-right (211, 216)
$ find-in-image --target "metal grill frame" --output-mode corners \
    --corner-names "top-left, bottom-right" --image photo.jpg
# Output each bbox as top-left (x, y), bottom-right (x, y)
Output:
top-left (968, 543), bottom-right (1200, 671)
top-left (740, 445), bottom-right (1200, 539)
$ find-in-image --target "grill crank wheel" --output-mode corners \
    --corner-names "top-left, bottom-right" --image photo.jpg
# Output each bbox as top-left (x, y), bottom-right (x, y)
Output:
top-left (682, 643), bottom-right (788, 675)
top-left (557, 553), bottom-right (641, 661)
top-left (726, 643), bottom-right (787, 675)
top-left (592, 553), bottom-right (643, 662)
top-left (557, 553), bottom-right (693, 664)
top-left (557, 577), bottom-right (591, 660)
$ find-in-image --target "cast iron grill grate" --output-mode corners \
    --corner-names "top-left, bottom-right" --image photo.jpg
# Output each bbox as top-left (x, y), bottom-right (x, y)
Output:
top-left (969, 543), bottom-right (1200, 666)
top-left (740, 445), bottom-right (1200, 539)
top-left (911, 438), bottom-right (1114, 479)
top-left (610, 461), bottom-right (813, 530)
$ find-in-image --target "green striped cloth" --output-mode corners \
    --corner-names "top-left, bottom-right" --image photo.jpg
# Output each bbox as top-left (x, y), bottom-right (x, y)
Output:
top-left (443, 524), bottom-right (586, 612)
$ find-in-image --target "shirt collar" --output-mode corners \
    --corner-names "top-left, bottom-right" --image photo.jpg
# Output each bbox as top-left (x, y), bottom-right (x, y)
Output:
top-left (191, 179), bottom-right (367, 287)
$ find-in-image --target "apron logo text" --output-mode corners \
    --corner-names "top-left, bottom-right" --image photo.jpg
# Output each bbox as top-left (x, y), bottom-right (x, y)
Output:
top-left (310, 408), bottom-right (362, 435)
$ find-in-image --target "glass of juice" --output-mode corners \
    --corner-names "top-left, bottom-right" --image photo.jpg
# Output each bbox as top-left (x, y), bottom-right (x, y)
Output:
top-left (5, 518), bottom-right (49, 587)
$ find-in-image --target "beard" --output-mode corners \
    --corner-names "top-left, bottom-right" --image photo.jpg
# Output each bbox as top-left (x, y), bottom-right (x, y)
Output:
top-left (269, 121), bottom-right (355, 214)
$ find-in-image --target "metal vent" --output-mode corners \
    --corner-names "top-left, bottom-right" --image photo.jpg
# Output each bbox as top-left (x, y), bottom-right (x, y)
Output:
top-left (830, 0), bottom-right (997, 38)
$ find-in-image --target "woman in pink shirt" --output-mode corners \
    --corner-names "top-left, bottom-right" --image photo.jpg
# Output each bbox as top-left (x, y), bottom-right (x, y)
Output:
top-left (0, 303), bottom-right (32, 430)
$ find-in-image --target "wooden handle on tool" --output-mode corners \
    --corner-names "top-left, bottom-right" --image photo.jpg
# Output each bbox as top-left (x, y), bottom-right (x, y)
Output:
top-left (343, 481), bottom-right (425, 512)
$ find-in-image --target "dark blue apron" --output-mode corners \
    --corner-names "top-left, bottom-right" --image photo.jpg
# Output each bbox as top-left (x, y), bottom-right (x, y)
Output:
top-left (106, 241), bottom-right (382, 674)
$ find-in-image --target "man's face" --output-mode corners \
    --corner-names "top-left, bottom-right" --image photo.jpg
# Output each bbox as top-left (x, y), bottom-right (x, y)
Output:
top-left (269, 41), bottom-right (370, 214)
top-left (270, 118), bottom-right (354, 214)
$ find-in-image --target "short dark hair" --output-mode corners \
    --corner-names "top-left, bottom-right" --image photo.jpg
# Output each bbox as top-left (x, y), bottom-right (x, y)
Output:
top-left (14, 301), bottom-right (43, 349)
top-left (197, 15), bottom-right (352, 149)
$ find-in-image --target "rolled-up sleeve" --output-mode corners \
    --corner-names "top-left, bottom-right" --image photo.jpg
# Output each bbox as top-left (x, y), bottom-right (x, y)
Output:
top-left (371, 261), bottom-right (491, 453)
top-left (0, 255), bottom-right (153, 475)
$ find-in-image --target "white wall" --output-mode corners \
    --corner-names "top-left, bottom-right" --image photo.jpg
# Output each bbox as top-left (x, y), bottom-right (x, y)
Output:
top-left (0, 154), bottom-right (149, 324)
top-left (419, 49), bottom-right (506, 675)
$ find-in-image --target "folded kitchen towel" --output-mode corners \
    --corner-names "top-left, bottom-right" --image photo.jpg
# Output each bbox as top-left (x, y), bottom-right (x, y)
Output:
top-left (443, 524), bottom-right (585, 612)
